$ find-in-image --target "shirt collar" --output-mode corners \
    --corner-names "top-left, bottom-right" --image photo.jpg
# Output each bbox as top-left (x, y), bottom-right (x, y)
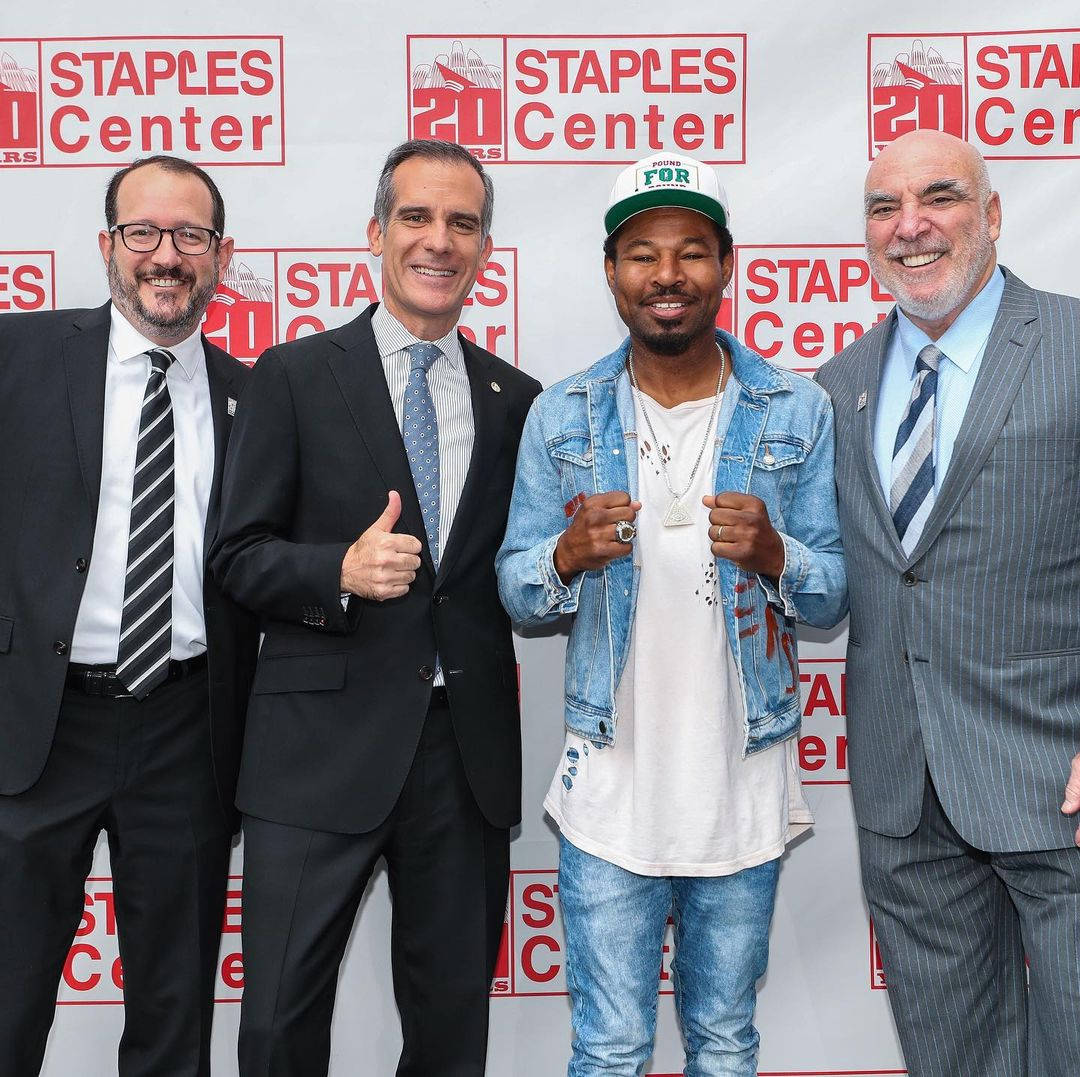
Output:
top-left (108, 303), bottom-right (204, 381)
top-left (895, 265), bottom-right (1006, 375)
top-left (371, 302), bottom-right (465, 371)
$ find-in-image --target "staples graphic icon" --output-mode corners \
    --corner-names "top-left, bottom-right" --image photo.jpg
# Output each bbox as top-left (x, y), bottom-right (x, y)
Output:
top-left (205, 256), bottom-right (276, 361)
top-left (0, 47), bottom-right (39, 164)
top-left (409, 38), bottom-right (504, 161)
top-left (869, 36), bottom-right (964, 154)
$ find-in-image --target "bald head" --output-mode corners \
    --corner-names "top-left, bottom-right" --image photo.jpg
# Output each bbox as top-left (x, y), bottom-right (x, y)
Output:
top-left (863, 129), bottom-right (1000, 339)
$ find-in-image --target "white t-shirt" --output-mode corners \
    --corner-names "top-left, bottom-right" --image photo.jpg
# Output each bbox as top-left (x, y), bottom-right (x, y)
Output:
top-left (545, 387), bottom-right (812, 877)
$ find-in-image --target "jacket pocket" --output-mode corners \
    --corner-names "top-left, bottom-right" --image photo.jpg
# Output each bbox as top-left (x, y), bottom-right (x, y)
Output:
top-left (252, 652), bottom-right (347, 694)
top-left (0, 616), bottom-right (12, 654)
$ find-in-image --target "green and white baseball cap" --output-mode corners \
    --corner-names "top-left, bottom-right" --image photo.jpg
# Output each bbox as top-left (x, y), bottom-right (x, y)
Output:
top-left (604, 153), bottom-right (730, 237)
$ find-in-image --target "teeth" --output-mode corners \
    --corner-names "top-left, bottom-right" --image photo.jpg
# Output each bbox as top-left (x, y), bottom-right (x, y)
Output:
top-left (413, 266), bottom-right (454, 277)
top-left (145, 277), bottom-right (183, 287)
top-left (900, 253), bottom-right (942, 268)
top-left (653, 302), bottom-right (687, 309)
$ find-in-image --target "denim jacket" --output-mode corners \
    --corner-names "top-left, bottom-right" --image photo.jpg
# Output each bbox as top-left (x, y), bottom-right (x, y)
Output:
top-left (496, 329), bottom-right (847, 755)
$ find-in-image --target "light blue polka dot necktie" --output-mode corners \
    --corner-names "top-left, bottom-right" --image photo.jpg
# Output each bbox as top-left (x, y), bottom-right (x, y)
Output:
top-left (403, 341), bottom-right (442, 569)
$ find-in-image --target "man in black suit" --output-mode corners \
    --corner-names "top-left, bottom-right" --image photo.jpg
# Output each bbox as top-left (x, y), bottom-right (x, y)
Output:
top-left (211, 139), bottom-right (541, 1076)
top-left (0, 155), bottom-right (257, 1075)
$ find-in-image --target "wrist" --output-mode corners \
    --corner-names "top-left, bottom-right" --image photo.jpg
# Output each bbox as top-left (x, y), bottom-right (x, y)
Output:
top-left (553, 536), bottom-right (577, 585)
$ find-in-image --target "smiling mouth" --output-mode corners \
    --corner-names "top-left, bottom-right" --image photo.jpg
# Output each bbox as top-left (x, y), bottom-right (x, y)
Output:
top-left (898, 252), bottom-right (943, 268)
top-left (142, 276), bottom-right (189, 289)
top-left (411, 265), bottom-right (455, 279)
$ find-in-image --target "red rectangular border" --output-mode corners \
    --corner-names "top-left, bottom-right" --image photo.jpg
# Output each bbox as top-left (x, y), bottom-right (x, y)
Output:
top-left (0, 35), bottom-right (286, 168)
top-left (406, 33), bottom-right (748, 165)
top-left (866, 28), bottom-right (1080, 161)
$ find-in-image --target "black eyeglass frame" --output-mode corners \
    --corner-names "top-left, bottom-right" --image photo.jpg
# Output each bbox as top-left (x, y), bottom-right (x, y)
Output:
top-left (109, 223), bottom-right (222, 256)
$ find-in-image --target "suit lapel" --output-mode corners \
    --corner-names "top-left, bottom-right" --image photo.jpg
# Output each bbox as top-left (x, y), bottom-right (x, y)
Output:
top-left (202, 341), bottom-right (239, 561)
top-left (907, 270), bottom-right (1039, 561)
top-left (853, 312), bottom-right (906, 561)
top-left (61, 303), bottom-right (112, 524)
top-left (435, 337), bottom-right (508, 586)
top-left (324, 308), bottom-right (434, 576)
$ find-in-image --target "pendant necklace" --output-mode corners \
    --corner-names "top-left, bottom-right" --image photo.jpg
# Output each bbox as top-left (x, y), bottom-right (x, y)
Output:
top-left (627, 343), bottom-right (727, 527)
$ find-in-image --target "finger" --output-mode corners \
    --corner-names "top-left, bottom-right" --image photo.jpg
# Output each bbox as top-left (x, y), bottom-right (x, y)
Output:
top-left (386, 533), bottom-right (424, 554)
top-left (708, 507), bottom-right (755, 527)
top-left (712, 491), bottom-right (760, 512)
top-left (1061, 753), bottom-right (1080, 813)
top-left (708, 522), bottom-right (742, 544)
top-left (594, 505), bottom-right (642, 524)
top-left (590, 490), bottom-right (635, 508)
top-left (372, 490), bottom-right (402, 532)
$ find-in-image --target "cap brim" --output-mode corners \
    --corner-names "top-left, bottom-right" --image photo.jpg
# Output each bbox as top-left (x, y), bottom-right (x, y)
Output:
top-left (604, 189), bottom-right (727, 237)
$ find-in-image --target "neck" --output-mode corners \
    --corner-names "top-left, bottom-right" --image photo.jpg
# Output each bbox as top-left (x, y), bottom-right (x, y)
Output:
top-left (628, 335), bottom-right (728, 407)
top-left (381, 296), bottom-right (457, 342)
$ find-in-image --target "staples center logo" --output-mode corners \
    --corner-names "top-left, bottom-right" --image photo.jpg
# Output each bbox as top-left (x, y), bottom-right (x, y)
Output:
top-left (203, 248), bottom-right (519, 366)
top-left (56, 877), bottom-right (243, 1005)
top-left (729, 245), bottom-right (894, 377)
top-left (869, 30), bottom-right (1080, 159)
top-left (407, 35), bottom-right (746, 164)
top-left (0, 251), bottom-right (55, 311)
top-left (0, 36), bottom-right (284, 167)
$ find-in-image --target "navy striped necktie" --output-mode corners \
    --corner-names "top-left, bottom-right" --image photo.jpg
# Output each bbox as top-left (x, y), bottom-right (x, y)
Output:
top-left (890, 344), bottom-right (942, 555)
top-left (116, 348), bottom-right (175, 699)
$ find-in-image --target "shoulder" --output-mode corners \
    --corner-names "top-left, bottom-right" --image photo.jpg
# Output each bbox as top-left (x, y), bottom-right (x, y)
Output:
top-left (0, 305), bottom-right (94, 339)
top-left (464, 339), bottom-right (542, 401)
top-left (816, 315), bottom-right (891, 389)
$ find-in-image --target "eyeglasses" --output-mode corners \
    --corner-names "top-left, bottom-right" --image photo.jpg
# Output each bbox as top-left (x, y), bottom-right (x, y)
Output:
top-left (110, 223), bottom-right (221, 256)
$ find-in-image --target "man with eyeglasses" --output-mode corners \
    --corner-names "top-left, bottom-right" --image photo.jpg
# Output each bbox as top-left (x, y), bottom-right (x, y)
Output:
top-left (0, 154), bottom-right (257, 1076)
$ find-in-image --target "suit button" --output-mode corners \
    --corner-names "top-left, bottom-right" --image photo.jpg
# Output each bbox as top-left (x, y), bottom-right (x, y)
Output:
top-left (902, 570), bottom-right (917, 586)
top-left (598, 721), bottom-right (607, 734)
top-left (434, 594), bottom-right (448, 606)
top-left (419, 665), bottom-right (434, 681)
top-left (75, 558), bottom-right (88, 573)
top-left (54, 640), bottom-right (68, 655)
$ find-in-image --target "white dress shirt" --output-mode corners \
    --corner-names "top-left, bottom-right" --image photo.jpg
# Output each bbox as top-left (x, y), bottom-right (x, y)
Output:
top-left (70, 304), bottom-right (214, 663)
top-left (370, 304), bottom-right (475, 686)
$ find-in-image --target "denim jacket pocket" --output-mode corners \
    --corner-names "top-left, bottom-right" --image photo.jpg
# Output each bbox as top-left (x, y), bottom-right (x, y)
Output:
top-left (550, 432), bottom-right (595, 502)
top-left (750, 435), bottom-right (810, 529)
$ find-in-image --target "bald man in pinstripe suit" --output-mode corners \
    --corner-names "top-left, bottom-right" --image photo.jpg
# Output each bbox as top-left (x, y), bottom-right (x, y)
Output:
top-left (816, 130), bottom-right (1080, 1077)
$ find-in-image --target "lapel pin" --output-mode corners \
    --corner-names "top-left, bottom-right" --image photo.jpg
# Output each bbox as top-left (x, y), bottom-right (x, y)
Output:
top-left (490, 381), bottom-right (501, 393)
top-left (857, 391), bottom-right (867, 412)
top-left (227, 397), bottom-right (237, 416)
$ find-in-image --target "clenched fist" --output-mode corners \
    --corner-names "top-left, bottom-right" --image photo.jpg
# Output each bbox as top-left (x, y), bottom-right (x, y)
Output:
top-left (702, 491), bottom-right (784, 579)
top-left (553, 491), bottom-right (642, 584)
top-left (340, 491), bottom-right (424, 602)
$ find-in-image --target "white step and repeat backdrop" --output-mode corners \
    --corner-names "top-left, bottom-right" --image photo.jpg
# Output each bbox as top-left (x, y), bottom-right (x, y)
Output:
top-left (3, 0), bottom-right (1078, 1073)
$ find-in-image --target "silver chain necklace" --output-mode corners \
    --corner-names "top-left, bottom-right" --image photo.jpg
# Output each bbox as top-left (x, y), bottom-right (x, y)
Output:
top-left (627, 343), bottom-right (726, 527)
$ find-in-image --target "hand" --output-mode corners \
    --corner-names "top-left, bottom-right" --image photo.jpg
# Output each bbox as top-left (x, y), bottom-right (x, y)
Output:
top-left (703, 492), bottom-right (785, 579)
top-left (1061, 751), bottom-right (1080, 847)
top-left (553, 491), bottom-right (641, 584)
top-left (340, 491), bottom-right (423, 601)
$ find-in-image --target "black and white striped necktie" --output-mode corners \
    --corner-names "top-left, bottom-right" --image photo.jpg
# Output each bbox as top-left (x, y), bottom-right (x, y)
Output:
top-left (116, 348), bottom-right (175, 699)
top-left (890, 344), bottom-right (942, 555)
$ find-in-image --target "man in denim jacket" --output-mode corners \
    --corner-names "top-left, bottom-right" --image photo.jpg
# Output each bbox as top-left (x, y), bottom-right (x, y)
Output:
top-left (496, 154), bottom-right (847, 1076)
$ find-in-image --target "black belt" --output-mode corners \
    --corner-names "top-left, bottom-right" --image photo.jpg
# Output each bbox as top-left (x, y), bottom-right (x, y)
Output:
top-left (65, 653), bottom-right (207, 698)
top-left (429, 685), bottom-right (449, 710)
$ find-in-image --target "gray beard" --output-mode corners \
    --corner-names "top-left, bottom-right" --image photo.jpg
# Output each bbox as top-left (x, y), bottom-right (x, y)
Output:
top-left (108, 255), bottom-right (217, 340)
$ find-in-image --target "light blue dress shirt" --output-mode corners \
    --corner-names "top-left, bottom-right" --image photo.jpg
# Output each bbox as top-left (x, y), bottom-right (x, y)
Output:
top-left (874, 267), bottom-right (1006, 498)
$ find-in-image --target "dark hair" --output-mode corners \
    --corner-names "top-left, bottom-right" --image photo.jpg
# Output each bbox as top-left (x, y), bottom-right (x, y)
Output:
top-left (105, 155), bottom-right (226, 234)
top-left (603, 217), bottom-right (733, 263)
top-left (374, 139), bottom-right (494, 239)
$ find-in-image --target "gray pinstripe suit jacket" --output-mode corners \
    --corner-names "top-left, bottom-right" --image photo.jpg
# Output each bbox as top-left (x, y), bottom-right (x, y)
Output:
top-left (817, 267), bottom-right (1080, 852)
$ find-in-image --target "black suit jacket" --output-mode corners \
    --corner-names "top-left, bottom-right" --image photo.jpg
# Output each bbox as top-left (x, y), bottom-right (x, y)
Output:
top-left (211, 303), bottom-right (541, 834)
top-left (0, 302), bottom-right (258, 827)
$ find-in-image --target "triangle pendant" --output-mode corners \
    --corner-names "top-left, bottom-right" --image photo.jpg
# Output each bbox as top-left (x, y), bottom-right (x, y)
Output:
top-left (663, 496), bottom-right (694, 527)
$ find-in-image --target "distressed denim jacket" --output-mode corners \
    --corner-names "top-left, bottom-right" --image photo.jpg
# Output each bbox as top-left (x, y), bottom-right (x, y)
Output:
top-left (496, 329), bottom-right (847, 755)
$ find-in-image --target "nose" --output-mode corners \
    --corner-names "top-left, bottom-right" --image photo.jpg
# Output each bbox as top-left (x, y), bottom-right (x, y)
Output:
top-left (894, 199), bottom-right (930, 242)
top-left (423, 218), bottom-right (454, 254)
top-left (651, 250), bottom-right (685, 288)
top-left (154, 231), bottom-right (184, 266)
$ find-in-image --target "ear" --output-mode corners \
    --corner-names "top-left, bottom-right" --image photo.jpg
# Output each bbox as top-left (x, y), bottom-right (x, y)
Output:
top-left (367, 216), bottom-right (384, 255)
top-left (479, 233), bottom-right (493, 269)
top-left (216, 235), bottom-right (235, 274)
top-left (98, 228), bottom-right (114, 269)
top-left (604, 255), bottom-right (617, 294)
top-left (719, 249), bottom-right (734, 292)
top-left (986, 191), bottom-right (1002, 243)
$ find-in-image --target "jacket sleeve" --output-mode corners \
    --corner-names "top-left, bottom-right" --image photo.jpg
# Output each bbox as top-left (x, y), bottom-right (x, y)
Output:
top-left (758, 393), bottom-right (848, 628)
top-left (495, 396), bottom-right (584, 626)
top-left (209, 347), bottom-right (354, 633)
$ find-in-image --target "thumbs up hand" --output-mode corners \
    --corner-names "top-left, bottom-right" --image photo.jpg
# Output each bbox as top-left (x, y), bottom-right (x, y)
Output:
top-left (340, 491), bottom-right (424, 601)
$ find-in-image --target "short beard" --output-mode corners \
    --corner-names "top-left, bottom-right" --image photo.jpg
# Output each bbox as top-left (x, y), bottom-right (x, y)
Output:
top-left (636, 326), bottom-right (697, 355)
top-left (108, 253), bottom-right (218, 341)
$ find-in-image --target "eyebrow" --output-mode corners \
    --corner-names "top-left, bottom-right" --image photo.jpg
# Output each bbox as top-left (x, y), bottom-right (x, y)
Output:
top-left (394, 204), bottom-right (481, 227)
top-left (864, 178), bottom-right (972, 214)
top-left (620, 234), bottom-right (712, 251)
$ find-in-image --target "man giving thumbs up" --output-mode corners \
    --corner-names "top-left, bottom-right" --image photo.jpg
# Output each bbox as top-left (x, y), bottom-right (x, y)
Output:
top-left (210, 139), bottom-right (541, 1076)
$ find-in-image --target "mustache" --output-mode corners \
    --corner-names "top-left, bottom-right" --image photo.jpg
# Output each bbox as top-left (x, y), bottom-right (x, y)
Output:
top-left (137, 265), bottom-right (195, 283)
top-left (884, 244), bottom-right (948, 259)
top-left (643, 286), bottom-right (695, 303)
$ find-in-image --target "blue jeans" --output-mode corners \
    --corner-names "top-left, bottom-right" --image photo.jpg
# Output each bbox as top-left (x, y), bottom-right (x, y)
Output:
top-left (558, 835), bottom-right (781, 1077)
